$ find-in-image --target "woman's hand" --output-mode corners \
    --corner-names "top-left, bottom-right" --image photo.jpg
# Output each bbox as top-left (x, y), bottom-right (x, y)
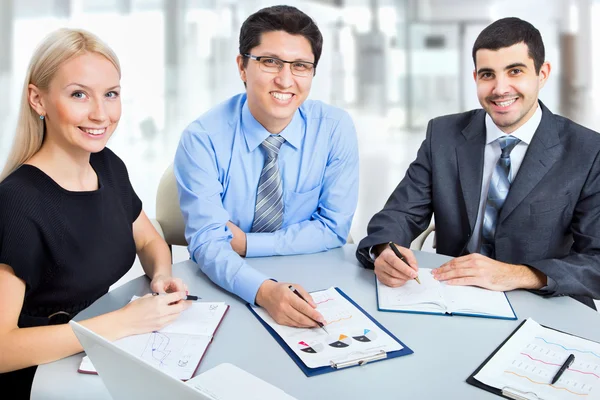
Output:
top-left (118, 292), bottom-right (190, 336)
top-left (150, 274), bottom-right (188, 294)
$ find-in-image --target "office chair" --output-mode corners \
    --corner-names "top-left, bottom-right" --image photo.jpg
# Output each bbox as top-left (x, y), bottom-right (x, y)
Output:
top-left (151, 164), bottom-right (187, 261)
top-left (410, 221), bottom-right (436, 251)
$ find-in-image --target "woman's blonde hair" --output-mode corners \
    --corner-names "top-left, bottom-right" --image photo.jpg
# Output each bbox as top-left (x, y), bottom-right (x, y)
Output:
top-left (0, 28), bottom-right (121, 182)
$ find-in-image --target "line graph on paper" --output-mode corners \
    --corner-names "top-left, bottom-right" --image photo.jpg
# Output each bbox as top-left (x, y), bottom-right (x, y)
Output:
top-left (500, 340), bottom-right (600, 398)
top-left (320, 308), bottom-right (353, 325)
top-left (311, 291), bottom-right (335, 305)
top-left (312, 293), bottom-right (354, 326)
top-left (534, 337), bottom-right (600, 359)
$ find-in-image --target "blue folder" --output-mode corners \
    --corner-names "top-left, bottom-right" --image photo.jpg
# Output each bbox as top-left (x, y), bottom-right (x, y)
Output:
top-left (247, 287), bottom-right (413, 377)
top-left (375, 277), bottom-right (517, 320)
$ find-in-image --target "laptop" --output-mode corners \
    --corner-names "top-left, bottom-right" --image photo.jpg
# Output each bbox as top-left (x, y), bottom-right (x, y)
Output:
top-left (70, 320), bottom-right (209, 400)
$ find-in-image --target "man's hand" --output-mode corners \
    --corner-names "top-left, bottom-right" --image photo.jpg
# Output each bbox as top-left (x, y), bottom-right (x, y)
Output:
top-left (255, 280), bottom-right (326, 328)
top-left (374, 244), bottom-right (419, 287)
top-left (432, 253), bottom-right (547, 291)
top-left (227, 221), bottom-right (247, 257)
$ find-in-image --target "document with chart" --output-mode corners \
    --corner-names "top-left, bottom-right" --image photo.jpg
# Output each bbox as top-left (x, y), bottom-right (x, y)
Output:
top-left (468, 318), bottom-right (600, 400)
top-left (376, 268), bottom-right (516, 320)
top-left (248, 286), bottom-right (413, 376)
top-left (78, 298), bottom-right (229, 380)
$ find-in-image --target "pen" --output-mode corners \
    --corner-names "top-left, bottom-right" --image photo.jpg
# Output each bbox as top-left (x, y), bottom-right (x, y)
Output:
top-left (551, 354), bottom-right (575, 385)
top-left (152, 293), bottom-right (201, 301)
top-left (388, 242), bottom-right (421, 284)
top-left (288, 285), bottom-right (329, 334)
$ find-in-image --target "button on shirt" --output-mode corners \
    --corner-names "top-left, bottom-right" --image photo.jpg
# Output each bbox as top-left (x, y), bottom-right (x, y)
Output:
top-left (174, 93), bottom-right (359, 304)
top-left (467, 104), bottom-right (542, 253)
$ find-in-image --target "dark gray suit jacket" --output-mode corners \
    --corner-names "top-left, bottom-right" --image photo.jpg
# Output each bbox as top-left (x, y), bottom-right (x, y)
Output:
top-left (357, 102), bottom-right (600, 308)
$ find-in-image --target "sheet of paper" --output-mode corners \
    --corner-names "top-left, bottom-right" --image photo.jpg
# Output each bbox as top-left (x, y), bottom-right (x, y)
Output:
top-left (116, 332), bottom-right (211, 379)
top-left (252, 287), bottom-right (402, 369)
top-left (474, 318), bottom-right (600, 400)
top-left (132, 297), bottom-right (228, 336)
top-left (78, 355), bottom-right (96, 373)
top-left (186, 363), bottom-right (297, 400)
top-left (377, 268), bottom-right (446, 312)
top-left (79, 298), bottom-right (227, 380)
top-left (442, 283), bottom-right (514, 318)
top-left (79, 333), bottom-right (210, 379)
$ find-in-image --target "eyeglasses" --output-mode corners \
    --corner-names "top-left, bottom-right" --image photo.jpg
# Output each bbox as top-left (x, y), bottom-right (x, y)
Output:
top-left (243, 54), bottom-right (315, 77)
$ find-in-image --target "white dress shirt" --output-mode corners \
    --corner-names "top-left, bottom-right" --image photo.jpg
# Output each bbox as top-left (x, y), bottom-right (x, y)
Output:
top-left (467, 105), bottom-right (543, 253)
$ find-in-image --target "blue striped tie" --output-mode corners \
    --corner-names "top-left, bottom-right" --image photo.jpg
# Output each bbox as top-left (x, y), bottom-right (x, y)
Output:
top-left (480, 136), bottom-right (521, 258)
top-left (251, 135), bottom-right (286, 233)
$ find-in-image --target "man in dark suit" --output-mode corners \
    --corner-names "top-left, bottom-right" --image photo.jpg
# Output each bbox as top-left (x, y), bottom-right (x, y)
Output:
top-left (356, 17), bottom-right (600, 309)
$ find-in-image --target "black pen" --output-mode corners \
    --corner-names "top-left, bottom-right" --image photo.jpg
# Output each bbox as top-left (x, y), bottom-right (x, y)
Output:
top-left (551, 354), bottom-right (575, 385)
top-left (388, 242), bottom-right (421, 284)
top-left (152, 292), bottom-right (201, 301)
top-left (288, 285), bottom-right (328, 334)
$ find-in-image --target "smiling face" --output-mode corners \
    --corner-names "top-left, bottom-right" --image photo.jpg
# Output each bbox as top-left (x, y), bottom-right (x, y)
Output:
top-left (237, 30), bottom-right (314, 133)
top-left (473, 42), bottom-right (550, 133)
top-left (32, 52), bottom-right (121, 155)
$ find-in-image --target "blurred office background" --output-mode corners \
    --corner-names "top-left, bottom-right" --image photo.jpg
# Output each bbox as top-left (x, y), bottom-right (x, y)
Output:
top-left (0, 0), bottom-right (599, 289)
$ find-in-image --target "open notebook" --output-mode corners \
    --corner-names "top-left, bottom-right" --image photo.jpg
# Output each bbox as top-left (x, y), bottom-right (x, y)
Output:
top-left (71, 320), bottom-right (296, 400)
top-left (376, 268), bottom-right (516, 320)
top-left (78, 297), bottom-right (228, 380)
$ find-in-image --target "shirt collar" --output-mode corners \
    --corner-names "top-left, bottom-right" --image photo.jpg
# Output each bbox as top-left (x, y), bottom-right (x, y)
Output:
top-left (485, 102), bottom-right (542, 145)
top-left (241, 98), bottom-right (304, 152)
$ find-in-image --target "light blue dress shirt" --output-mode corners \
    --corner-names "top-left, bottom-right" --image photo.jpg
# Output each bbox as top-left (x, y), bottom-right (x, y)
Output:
top-left (174, 93), bottom-right (359, 304)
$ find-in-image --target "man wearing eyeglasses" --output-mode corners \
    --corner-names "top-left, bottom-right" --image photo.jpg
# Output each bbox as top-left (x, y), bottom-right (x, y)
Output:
top-left (174, 5), bottom-right (359, 327)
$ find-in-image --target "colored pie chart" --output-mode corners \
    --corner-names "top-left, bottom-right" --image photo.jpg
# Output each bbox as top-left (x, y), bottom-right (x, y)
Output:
top-left (297, 341), bottom-right (324, 354)
top-left (327, 334), bottom-right (352, 348)
top-left (352, 329), bottom-right (378, 343)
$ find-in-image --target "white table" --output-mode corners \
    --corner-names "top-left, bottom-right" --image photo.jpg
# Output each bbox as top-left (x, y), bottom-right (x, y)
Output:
top-left (32, 245), bottom-right (600, 399)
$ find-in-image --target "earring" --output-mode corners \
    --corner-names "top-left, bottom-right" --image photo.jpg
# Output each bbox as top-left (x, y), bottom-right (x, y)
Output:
top-left (39, 115), bottom-right (45, 120)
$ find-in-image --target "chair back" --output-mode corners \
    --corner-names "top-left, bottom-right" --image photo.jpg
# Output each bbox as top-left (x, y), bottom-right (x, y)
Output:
top-left (410, 221), bottom-right (436, 251)
top-left (156, 164), bottom-right (187, 246)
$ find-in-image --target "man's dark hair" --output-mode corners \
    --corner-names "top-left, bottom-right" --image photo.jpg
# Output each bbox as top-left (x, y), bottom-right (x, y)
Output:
top-left (239, 5), bottom-right (323, 71)
top-left (472, 17), bottom-right (545, 74)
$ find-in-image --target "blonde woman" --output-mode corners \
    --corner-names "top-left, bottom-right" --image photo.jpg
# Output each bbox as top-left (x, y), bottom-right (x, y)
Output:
top-left (0, 28), bottom-right (191, 396)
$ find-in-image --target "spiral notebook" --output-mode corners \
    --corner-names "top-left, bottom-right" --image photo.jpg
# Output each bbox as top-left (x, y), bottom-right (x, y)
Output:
top-left (248, 286), bottom-right (413, 376)
top-left (78, 298), bottom-right (229, 380)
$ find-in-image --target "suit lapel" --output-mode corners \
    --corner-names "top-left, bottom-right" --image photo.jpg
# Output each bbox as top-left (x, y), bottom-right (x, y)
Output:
top-left (456, 110), bottom-right (486, 232)
top-left (498, 103), bottom-right (564, 224)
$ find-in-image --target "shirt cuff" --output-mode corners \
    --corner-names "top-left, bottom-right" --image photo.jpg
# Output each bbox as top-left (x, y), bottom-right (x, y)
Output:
top-left (245, 232), bottom-right (277, 258)
top-left (232, 264), bottom-right (271, 305)
top-left (369, 246), bottom-right (377, 261)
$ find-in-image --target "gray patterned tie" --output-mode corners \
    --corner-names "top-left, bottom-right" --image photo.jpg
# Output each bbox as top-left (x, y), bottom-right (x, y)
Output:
top-left (480, 136), bottom-right (521, 258)
top-left (251, 135), bottom-right (286, 233)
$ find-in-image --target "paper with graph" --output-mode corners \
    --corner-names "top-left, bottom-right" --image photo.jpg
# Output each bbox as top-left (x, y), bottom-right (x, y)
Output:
top-left (251, 286), bottom-right (403, 369)
top-left (78, 298), bottom-right (228, 380)
top-left (376, 268), bottom-right (516, 319)
top-left (474, 318), bottom-right (600, 399)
